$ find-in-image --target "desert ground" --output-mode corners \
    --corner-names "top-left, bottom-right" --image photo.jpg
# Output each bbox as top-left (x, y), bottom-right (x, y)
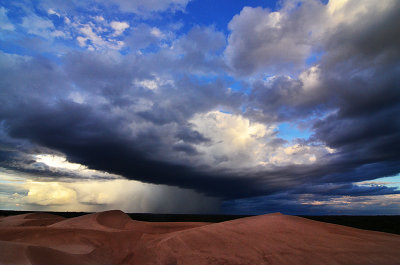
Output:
top-left (0, 210), bottom-right (399, 265)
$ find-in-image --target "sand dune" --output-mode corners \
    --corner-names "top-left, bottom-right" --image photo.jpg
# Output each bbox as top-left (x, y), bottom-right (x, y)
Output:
top-left (0, 211), bottom-right (399, 265)
top-left (0, 212), bottom-right (65, 227)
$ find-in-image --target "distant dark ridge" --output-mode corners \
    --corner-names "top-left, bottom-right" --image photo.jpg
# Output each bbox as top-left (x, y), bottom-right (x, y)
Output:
top-left (0, 210), bottom-right (252, 222)
top-left (1, 210), bottom-right (399, 235)
top-left (300, 215), bottom-right (400, 235)
top-left (0, 210), bottom-right (88, 219)
top-left (128, 213), bottom-right (253, 222)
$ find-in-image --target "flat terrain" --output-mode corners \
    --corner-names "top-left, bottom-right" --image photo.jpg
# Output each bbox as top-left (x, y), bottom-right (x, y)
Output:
top-left (0, 210), bottom-right (399, 265)
top-left (300, 215), bottom-right (400, 235)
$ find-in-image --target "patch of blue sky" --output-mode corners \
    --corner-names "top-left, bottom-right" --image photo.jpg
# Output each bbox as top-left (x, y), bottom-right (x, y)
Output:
top-left (230, 80), bottom-right (245, 92)
top-left (138, 43), bottom-right (163, 54)
top-left (1, 37), bottom-right (42, 58)
top-left (168, 0), bottom-right (278, 34)
top-left (306, 50), bottom-right (324, 66)
top-left (84, 6), bottom-right (135, 25)
top-left (0, 1), bottom-right (26, 23)
top-left (0, 32), bottom-right (24, 52)
top-left (276, 122), bottom-right (312, 141)
top-left (47, 15), bottom-right (67, 29)
top-left (219, 109), bottom-right (232, 114)
top-left (1, 32), bottom-right (82, 63)
top-left (119, 46), bottom-right (130, 55)
top-left (365, 174), bottom-right (400, 190)
top-left (221, 75), bottom-right (246, 92)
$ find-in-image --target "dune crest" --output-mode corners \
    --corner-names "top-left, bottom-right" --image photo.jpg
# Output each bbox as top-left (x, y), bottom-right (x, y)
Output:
top-left (96, 210), bottom-right (134, 229)
top-left (49, 210), bottom-right (134, 231)
top-left (0, 211), bottom-right (399, 265)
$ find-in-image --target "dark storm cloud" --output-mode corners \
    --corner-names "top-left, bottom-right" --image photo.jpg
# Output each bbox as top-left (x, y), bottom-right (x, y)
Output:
top-left (306, 2), bottom-right (400, 188)
top-left (1, 98), bottom-right (298, 198)
top-left (175, 127), bottom-right (210, 144)
top-left (321, 1), bottom-right (400, 70)
top-left (0, 44), bottom-right (266, 198)
top-left (1, 62), bottom-right (399, 199)
top-left (0, 24), bottom-right (249, 199)
top-left (172, 143), bottom-right (198, 155)
top-left (247, 75), bottom-right (329, 123)
top-left (240, 0), bottom-right (400, 195)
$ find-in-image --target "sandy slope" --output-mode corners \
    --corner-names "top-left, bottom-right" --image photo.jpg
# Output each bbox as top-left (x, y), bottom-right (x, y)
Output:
top-left (0, 211), bottom-right (399, 265)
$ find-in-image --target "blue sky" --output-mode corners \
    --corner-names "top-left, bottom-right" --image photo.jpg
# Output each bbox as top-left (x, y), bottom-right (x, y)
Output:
top-left (0, 0), bottom-right (399, 214)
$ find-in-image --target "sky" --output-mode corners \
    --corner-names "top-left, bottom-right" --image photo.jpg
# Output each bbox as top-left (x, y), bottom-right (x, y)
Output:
top-left (0, 0), bottom-right (399, 215)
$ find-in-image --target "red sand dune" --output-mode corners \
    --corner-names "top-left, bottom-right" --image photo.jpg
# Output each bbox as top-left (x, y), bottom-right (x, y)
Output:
top-left (0, 211), bottom-right (399, 265)
top-left (0, 212), bottom-right (65, 228)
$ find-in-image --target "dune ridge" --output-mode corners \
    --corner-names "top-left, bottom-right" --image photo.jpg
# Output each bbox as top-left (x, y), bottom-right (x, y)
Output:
top-left (0, 210), bottom-right (399, 265)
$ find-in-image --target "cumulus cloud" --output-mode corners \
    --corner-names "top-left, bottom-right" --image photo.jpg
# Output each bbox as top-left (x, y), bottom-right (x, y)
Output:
top-left (189, 111), bottom-right (333, 169)
top-left (110, 21), bottom-right (129, 36)
top-left (225, 1), bottom-right (325, 76)
top-left (24, 182), bottom-right (77, 206)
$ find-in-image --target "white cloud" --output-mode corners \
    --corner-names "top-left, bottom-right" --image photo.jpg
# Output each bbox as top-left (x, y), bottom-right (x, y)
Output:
top-left (110, 21), bottom-right (129, 36)
top-left (76, 36), bottom-right (87, 47)
top-left (94, 16), bottom-right (105, 22)
top-left (268, 144), bottom-right (331, 166)
top-left (134, 76), bottom-right (173, 90)
top-left (21, 13), bottom-right (55, 38)
top-left (24, 181), bottom-right (77, 206)
top-left (73, 17), bottom-right (130, 50)
top-left (79, 24), bottom-right (103, 45)
top-left (20, 12), bottom-right (69, 39)
top-left (190, 111), bottom-right (274, 168)
top-left (33, 154), bottom-right (120, 180)
top-left (64, 17), bottom-right (71, 24)
top-left (150, 27), bottom-right (164, 38)
top-left (77, 23), bottom-right (124, 50)
top-left (299, 65), bottom-right (321, 91)
top-left (47, 8), bottom-right (60, 17)
top-left (35, 154), bottom-right (84, 171)
top-left (190, 111), bottom-right (333, 169)
top-left (137, 79), bottom-right (158, 90)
